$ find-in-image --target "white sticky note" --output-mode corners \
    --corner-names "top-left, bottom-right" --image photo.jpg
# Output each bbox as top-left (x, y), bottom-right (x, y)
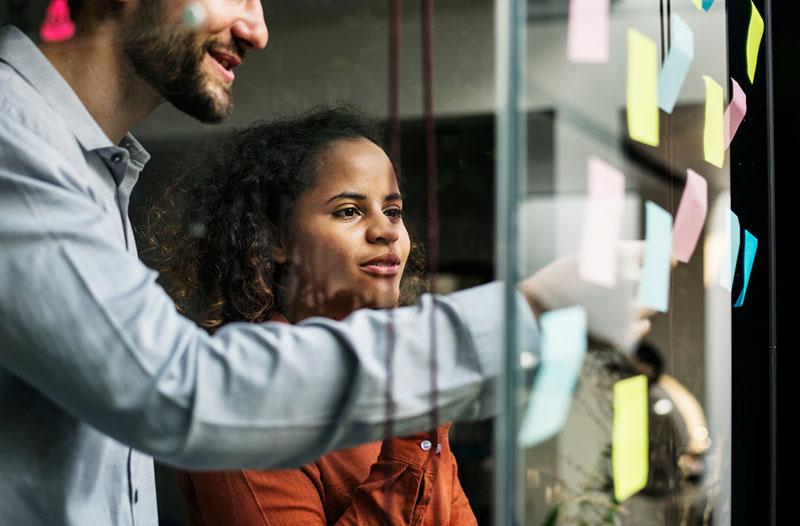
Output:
top-left (567, 0), bottom-right (610, 63)
top-left (579, 157), bottom-right (626, 288)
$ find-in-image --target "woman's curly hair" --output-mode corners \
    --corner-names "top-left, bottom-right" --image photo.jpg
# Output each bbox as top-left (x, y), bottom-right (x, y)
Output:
top-left (143, 106), bottom-right (425, 332)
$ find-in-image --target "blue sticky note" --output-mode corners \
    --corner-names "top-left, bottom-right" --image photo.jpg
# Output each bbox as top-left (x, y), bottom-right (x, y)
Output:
top-left (734, 230), bottom-right (758, 307)
top-left (692, 0), bottom-right (715, 11)
top-left (637, 202), bottom-right (673, 313)
top-left (519, 306), bottom-right (587, 447)
top-left (658, 14), bottom-right (694, 113)
top-left (719, 210), bottom-right (741, 291)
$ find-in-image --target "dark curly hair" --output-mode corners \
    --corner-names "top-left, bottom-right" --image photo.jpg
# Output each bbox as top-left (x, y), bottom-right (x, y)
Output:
top-left (143, 106), bottom-right (425, 332)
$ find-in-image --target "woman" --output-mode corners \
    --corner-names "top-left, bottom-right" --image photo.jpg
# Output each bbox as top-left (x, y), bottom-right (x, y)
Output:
top-left (149, 107), bottom-right (477, 525)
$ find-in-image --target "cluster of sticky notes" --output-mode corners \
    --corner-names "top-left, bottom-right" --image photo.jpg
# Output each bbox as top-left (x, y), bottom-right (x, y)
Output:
top-left (518, 306), bottom-right (588, 448)
top-left (39, 0), bottom-right (75, 43)
top-left (579, 157), bottom-right (625, 288)
top-left (612, 375), bottom-right (649, 502)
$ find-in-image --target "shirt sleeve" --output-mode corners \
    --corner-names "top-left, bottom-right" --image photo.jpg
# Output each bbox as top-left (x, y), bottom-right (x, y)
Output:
top-left (0, 102), bottom-right (540, 470)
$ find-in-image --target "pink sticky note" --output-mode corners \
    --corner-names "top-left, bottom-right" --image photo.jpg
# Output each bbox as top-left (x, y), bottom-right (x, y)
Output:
top-left (567, 0), bottom-right (610, 63)
top-left (579, 156), bottom-right (626, 287)
top-left (724, 78), bottom-right (747, 149)
top-left (671, 169), bottom-right (708, 263)
top-left (40, 0), bottom-right (76, 43)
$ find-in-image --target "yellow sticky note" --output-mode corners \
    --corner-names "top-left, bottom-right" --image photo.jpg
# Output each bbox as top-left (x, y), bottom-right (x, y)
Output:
top-left (746, 2), bottom-right (764, 83)
top-left (627, 29), bottom-right (659, 147)
top-left (612, 375), bottom-right (649, 502)
top-left (703, 76), bottom-right (724, 168)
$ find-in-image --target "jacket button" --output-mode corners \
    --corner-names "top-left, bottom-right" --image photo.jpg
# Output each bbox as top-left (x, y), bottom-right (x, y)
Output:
top-left (420, 439), bottom-right (432, 451)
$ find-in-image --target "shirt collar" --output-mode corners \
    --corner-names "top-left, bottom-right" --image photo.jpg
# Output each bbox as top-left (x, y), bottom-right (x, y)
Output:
top-left (0, 25), bottom-right (149, 162)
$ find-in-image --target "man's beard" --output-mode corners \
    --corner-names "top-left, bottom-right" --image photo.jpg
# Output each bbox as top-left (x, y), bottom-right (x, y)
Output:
top-left (120, 2), bottom-right (234, 124)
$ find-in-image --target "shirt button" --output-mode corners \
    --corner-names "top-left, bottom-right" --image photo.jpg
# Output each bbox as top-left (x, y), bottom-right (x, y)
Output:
top-left (111, 152), bottom-right (124, 163)
top-left (420, 439), bottom-right (432, 451)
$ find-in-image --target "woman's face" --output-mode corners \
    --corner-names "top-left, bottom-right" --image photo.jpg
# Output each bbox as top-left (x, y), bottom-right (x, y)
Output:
top-left (276, 137), bottom-right (411, 320)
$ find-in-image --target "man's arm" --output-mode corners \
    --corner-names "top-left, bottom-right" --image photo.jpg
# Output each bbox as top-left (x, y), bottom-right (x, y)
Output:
top-left (0, 108), bottom-right (539, 470)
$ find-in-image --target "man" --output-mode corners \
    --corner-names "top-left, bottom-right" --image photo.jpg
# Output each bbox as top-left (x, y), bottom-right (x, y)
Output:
top-left (0, 1), bottom-right (650, 523)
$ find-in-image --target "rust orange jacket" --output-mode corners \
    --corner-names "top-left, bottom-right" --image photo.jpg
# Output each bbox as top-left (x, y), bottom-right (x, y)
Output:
top-left (177, 424), bottom-right (477, 525)
top-left (177, 315), bottom-right (478, 525)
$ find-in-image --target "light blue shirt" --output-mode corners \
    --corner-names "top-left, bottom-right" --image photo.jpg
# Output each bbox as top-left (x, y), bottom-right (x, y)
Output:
top-left (0, 26), bottom-right (538, 525)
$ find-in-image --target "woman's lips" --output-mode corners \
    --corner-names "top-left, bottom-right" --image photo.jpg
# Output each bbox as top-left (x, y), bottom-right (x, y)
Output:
top-left (360, 254), bottom-right (402, 277)
top-left (360, 263), bottom-right (401, 276)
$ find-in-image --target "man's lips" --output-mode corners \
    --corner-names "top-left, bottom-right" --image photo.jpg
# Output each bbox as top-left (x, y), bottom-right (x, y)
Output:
top-left (359, 254), bottom-right (402, 277)
top-left (207, 49), bottom-right (241, 83)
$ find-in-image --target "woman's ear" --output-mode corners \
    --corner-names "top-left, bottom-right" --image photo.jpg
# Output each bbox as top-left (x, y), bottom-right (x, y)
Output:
top-left (271, 233), bottom-right (288, 264)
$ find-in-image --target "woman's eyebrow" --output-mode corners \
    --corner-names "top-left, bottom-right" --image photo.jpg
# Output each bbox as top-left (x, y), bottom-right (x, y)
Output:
top-left (325, 192), bottom-right (403, 204)
top-left (325, 192), bottom-right (367, 204)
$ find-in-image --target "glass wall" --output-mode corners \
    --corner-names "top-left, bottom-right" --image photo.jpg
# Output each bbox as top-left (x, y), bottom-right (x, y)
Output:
top-left (3, 0), bottom-right (773, 523)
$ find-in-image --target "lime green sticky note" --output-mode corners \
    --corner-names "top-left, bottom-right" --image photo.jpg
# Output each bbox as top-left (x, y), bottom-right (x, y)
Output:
top-left (627, 29), bottom-right (659, 147)
top-left (612, 375), bottom-right (649, 502)
top-left (703, 76), bottom-right (724, 168)
top-left (746, 2), bottom-right (765, 83)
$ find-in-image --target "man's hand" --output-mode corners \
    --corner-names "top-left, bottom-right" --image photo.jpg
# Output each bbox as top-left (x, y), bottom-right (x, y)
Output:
top-left (518, 241), bottom-right (657, 351)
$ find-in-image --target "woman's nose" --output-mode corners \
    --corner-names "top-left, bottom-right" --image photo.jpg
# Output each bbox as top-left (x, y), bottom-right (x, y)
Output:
top-left (367, 216), bottom-right (401, 244)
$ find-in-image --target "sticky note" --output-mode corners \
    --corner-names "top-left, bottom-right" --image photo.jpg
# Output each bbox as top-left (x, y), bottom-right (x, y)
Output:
top-left (579, 157), bottom-right (626, 288)
top-left (39, 0), bottom-right (75, 43)
top-left (746, 2), bottom-right (765, 83)
top-left (612, 375), bottom-right (649, 502)
top-left (519, 306), bottom-right (588, 448)
top-left (703, 76), bottom-right (725, 168)
top-left (567, 0), bottom-right (610, 63)
top-left (719, 210), bottom-right (740, 291)
top-left (627, 29), bottom-right (660, 147)
top-left (658, 14), bottom-right (694, 113)
top-left (637, 202), bottom-right (672, 313)
top-left (724, 78), bottom-right (747, 149)
top-left (734, 230), bottom-right (758, 307)
top-left (691, 0), bottom-right (715, 12)
top-left (671, 170), bottom-right (708, 263)
top-left (183, 2), bottom-right (207, 27)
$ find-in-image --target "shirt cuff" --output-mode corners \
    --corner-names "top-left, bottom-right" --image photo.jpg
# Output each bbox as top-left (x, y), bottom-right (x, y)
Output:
top-left (447, 282), bottom-right (540, 420)
top-left (378, 424), bottom-right (451, 467)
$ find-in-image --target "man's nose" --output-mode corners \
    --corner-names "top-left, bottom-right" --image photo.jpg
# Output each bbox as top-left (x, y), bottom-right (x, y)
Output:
top-left (230, 0), bottom-right (269, 51)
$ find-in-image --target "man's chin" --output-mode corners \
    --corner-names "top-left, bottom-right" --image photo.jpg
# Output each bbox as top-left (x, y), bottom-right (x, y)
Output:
top-left (170, 91), bottom-right (232, 124)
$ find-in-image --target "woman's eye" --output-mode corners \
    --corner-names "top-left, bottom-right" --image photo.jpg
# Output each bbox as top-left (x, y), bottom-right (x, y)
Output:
top-left (334, 207), bottom-right (360, 218)
top-left (385, 208), bottom-right (403, 219)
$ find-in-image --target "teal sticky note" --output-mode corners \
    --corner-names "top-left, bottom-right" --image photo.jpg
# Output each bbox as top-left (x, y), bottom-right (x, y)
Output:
top-left (734, 230), bottom-right (758, 307)
top-left (658, 14), bottom-right (694, 113)
top-left (519, 306), bottom-right (588, 447)
top-left (637, 202), bottom-right (673, 312)
top-left (719, 210), bottom-right (741, 291)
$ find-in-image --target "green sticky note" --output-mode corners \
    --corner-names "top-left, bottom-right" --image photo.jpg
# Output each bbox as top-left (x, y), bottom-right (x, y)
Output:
top-left (612, 375), bottom-right (649, 502)
top-left (746, 2), bottom-right (765, 83)
top-left (703, 76), bottom-right (724, 168)
top-left (627, 29), bottom-right (660, 147)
